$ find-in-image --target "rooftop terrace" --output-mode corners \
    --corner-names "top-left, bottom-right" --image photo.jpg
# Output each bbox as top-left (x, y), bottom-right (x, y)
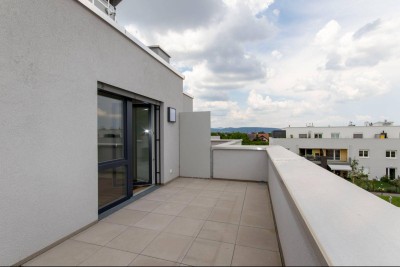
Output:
top-left (24, 178), bottom-right (280, 266)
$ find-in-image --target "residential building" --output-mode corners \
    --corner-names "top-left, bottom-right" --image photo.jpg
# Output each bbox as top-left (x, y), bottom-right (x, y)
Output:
top-left (270, 125), bottom-right (400, 179)
top-left (2, 1), bottom-right (400, 266)
top-left (0, 0), bottom-right (205, 264)
top-left (258, 133), bottom-right (270, 142)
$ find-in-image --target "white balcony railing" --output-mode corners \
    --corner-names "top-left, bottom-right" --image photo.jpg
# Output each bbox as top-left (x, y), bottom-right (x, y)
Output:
top-left (211, 143), bottom-right (400, 265)
top-left (87, 0), bottom-right (116, 20)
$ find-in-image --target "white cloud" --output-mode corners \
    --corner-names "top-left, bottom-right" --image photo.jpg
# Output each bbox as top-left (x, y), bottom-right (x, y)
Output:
top-left (222, 0), bottom-right (274, 15)
top-left (314, 20), bottom-right (341, 48)
top-left (271, 50), bottom-right (282, 60)
top-left (118, 1), bottom-right (400, 127)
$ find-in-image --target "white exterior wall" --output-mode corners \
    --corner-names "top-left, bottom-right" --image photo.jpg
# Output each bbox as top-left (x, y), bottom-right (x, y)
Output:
top-left (267, 145), bottom-right (400, 266)
top-left (284, 126), bottom-right (400, 139)
top-left (212, 146), bottom-right (268, 181)
top-left (0, 0), bottom-right (186, 265)
top-left (182, 93), bottom-right (194, 112)
top-left (179, 112), bottom-right (211, 178)
top-left (270, 138), bottom-right (400, 179)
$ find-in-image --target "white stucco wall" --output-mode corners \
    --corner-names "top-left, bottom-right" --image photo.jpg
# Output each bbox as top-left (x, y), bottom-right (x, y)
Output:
top-left (182, 93), bottom-right (193, 112)
top-left (212, 146), bottom-right (268, 181)
top-left (179, 112), bottom-right (211, 178)
top-left (270, 138), bottom-right (400, 179)
top-left (0, 0), bottom-right (185, 265)
top-left (284, 126), bottom-right (400, 139)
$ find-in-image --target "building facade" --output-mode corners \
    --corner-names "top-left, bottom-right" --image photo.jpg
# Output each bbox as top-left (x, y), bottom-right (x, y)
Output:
top-left (270, 125), bottom-right (400, 179)
top-left (0, 0), bottom-right (202, 265)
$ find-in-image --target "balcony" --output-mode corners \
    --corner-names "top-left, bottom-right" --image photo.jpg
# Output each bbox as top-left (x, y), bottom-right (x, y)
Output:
top-left (24, 179), bottom-right (279, 266)
top-left (23, 145), bottom-right (400, 266)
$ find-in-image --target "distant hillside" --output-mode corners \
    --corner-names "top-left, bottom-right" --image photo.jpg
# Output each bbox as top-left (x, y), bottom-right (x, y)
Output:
top-left (211, 127), bottom-right (280, 134)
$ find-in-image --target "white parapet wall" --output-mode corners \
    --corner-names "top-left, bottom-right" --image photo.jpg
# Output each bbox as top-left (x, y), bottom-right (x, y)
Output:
top-left (212, 145), bottom-right (268, 181)
top-left (179, 112), bottom-right (211, 178)
top-left (266, 145), bottom-right (400, 266)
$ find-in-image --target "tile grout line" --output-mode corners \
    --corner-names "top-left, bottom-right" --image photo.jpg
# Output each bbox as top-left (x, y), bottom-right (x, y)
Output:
top-left (229, 182), bottom-right (248, 266)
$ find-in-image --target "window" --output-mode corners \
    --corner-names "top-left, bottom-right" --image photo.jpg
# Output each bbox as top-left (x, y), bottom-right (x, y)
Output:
top-left (299, 134), bottom-right (307, 138)
top-left (326, 149), bottom-right (341, 160)
top-left (359, 150), bottom-right (369, 158)
top-left (98, 94), bottom-right (125, 163)
top-left (386, 168), bottom-right (396, 180)
top-left (331, 133), bottom-right (340, 139)
top-left (314, 133), bottom-right (322, 138)
top-left (386, 150), bottom-right (396, 158)
top-left (353, 133), bottom-right (363, 139)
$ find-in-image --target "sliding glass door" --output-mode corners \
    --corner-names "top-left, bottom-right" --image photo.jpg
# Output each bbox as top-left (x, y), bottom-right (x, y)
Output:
top-left (133, 105), bottom-right (152, 185)
top-left (97, 93), bottom-right (129, 212)
top-left (97, 87), bottom-right (160, 213)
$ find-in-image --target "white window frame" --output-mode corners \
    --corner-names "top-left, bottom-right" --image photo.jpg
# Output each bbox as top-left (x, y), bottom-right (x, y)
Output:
top-left (386, 150), bottom-right (397, 159)
top-left (353, 133), bottom-right (363, 139)
top-left (314, 133), bottom-right (323, 138)
top-left (331, 133), bottom-right (340, 139)
top-left (359, 149), bottom-right (369, 158)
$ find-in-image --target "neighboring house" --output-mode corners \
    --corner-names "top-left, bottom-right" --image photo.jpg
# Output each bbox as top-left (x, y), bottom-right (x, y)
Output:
top-left (247, 133), bottom-right (269, 142)
top-left (258, 133), bottom-right (270, 142)
top-left (270, 124), bottom-right (400, 179)
top-left (247, 133), bottom-right (257, 141)
top-left (0, 0), bottom-right (209, 265)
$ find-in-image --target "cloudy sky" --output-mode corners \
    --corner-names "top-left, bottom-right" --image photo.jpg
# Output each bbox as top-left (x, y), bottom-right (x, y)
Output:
top-left (116, 0), bottom-right (400, 128)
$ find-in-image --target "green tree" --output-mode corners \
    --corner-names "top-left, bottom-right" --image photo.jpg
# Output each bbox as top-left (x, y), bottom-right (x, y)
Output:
top-left (349, 159), bottom-right (369, 189)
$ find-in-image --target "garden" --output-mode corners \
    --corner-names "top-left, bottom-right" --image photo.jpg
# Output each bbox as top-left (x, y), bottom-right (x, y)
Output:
top-left (347, 159), bottom-right (400, 207)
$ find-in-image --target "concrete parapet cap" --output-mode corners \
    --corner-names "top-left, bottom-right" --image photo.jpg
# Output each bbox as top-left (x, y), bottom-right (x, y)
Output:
top-left (268, 145), bottom-right (400, 266)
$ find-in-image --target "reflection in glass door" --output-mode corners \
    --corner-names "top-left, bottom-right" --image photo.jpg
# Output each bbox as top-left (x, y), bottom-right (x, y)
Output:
top-left (97, 93), bottom-right (129, 212)
top-left (133, 105), bottom-right (152, 185)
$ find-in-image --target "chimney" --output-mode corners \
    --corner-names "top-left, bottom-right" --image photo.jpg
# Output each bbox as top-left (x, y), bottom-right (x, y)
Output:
top-left (148, 45), bottom-right (171, 63)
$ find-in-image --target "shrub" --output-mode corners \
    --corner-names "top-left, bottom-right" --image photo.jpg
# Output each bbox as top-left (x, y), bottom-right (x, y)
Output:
top-left (380, 175), bottom-right (390, 183)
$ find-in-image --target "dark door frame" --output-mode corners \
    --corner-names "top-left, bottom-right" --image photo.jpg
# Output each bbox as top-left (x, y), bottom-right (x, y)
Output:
top-left (132, 103), bottom-right (153, 186)
top-left (98, 89), bottom-right (161, 214)
top-left (98, 90), bottom-right (133, 214)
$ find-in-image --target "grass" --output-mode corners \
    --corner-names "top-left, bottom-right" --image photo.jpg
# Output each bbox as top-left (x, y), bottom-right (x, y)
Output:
top-left (353, 180), bottom-right (398, 193)
top-left (378, 195), bottom-right (400, 207)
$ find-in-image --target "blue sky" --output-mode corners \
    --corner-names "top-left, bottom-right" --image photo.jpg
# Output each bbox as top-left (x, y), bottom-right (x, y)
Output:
top-left (117, 0), bottom-right (400, 128)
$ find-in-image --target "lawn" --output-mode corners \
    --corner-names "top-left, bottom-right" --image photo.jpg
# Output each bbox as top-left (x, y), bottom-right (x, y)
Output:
top-left (378, 195), bottom-right (400, 207)
top-left (354, 180), bottom-right (398, 193)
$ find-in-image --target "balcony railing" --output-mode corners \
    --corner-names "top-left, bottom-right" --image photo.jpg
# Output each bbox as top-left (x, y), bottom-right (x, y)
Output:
top-left (211, 143), bottom-right (400, 265)
top-left (87, 0), bottom-right (116, 20)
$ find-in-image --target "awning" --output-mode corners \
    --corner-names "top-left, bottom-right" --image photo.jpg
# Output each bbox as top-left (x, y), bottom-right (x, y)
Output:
top-left (328, 164), bottom-right (352, 171)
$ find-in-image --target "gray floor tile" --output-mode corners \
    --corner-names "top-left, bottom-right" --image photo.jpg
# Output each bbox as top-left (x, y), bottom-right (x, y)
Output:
top-left (182, 238), bottom-right (234, 266)
top-left (232, 245), bottom-right (281, 266)
top-left (198, 221), bottom-right (239, 244)
top-left (141, 232), bottom-right (194, 262)
top-left (236, 226), bottom-right (278, 251)
top-left (78, 247), bottom-right (137, 266)
top-left (72, 222), bottom-right (127, 246)
top-left (105, 226), bottom-right (159, 254)
top-left (23, 240), bottom-right (101, 266)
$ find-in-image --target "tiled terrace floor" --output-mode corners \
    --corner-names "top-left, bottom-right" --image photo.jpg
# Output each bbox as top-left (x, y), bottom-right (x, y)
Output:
top-left (25, 178), bottom-right (281, 266)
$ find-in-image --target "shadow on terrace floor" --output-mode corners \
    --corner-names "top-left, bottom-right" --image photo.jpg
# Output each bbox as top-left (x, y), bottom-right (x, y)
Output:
top-left (24, 177), bottom-right (281, 266)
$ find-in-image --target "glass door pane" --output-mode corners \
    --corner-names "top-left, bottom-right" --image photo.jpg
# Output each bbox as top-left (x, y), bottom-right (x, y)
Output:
top-left (98, 95), bottom-right (125, 162)
top-left (98, 166), bottom-right (127, 209)
top-left (97, 92), bottom-right (129, 212)
top-left (133, 105), bottom-right (152, 184)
